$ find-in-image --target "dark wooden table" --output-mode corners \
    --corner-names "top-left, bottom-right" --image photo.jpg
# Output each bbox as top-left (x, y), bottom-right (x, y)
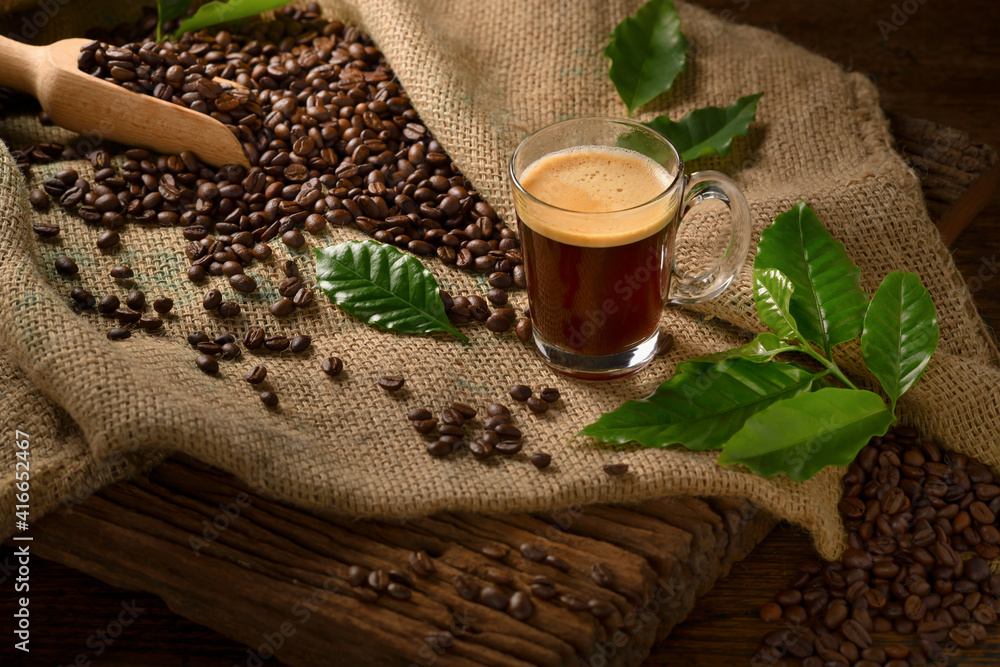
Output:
top-left (0, 1), bottom-right (997, 665)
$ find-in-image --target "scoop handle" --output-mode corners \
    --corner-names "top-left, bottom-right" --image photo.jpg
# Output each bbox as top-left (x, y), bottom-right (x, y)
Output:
top-left (0, 36), bottom-right (43, 97)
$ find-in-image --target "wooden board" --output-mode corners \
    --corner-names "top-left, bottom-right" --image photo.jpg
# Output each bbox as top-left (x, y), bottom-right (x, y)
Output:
top-left (2, 116), bottom-right (997, 666)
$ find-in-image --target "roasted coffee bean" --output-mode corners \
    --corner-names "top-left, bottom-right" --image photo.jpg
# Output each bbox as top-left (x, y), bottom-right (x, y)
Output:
top-left (530, 452), bottom-right (552, 469)
top-left (152, 297), bottom-right (173, 314)
top-left (229, 273), bottom-right (257, 293)
top-left (54, 256), bottom-right (79, 276)
top-left (485, 312), bottom-right (511, 333)
top-left (203, 289), bottom-right (222, 310)
top-left (196, 354), bottom-right (218, 374)
top-left (115, 308), bottom-right (141, 324)
top-left (245, 366), bottom-right (267, 384)
top-left (29, 189), bottom-right (50, 210)
top-left (487, 403), bottom-right (511, 418)
top-left (263, 336), bottom-right (289, 352)
top-left (656, 332), bottom-right (675, 356)
top-left (494, 423), bottom-right (521, 440)
top-left (515, 318), bottom-right (532, 342)
top-left (408, 408), bottom-right (432, 421)
top-left (481, 544), bottom-right (508, 560)
top-left (469, 439), bottom-right (494, 459)
top-left (508, 592), bottom-right (533, 620)
top-left (440, 407), bottom-right (464, 426)
top-left (33, 223), bottom-right (60, 237)
top-left (588, 599), bottom-right (615, 619)
top-left (97, 294), bottom-right (119, 314)
top-left (539, 388), bottom-right (560, 403)
top-left (289, 335), bottom-right (311, 353)
top-left (367, 372), bottom-right (408, 394)
top-left (244, 328), bottom-right (265, 351)
top-left (531, 584), bottom-right (557, 600)
top-left (439, 424), bottom-right (465, 437)
top-left (485, 569), bottom-right (512, 586)
top-left (480, 586), bottom-right (508, 610)
top-left (138, 315), bottom-right (162, 331)
top-left (526, 396), bottom-right (548, 414)
top-left (218, 301), bottom-right (241, 317)
top-left (508, 384), bottom-right (531, 402)
top-left (560, 594), bottom-right (590, 612)
top-left (386, 582), bottom-right (411, 601)
top-left (109, 265), bottom-right (133, 280)
top-left (96, 230), bottom-right (120, 249)
top-left (107, 327), bottom-right (130, 340)
top-left (270, 298), bottom-right (295, 316)
top-left (495, 440), bottom-right (522, 456)
top-left (589, 563), bottom-right (614, 589)
top-left (258, 391), bottom-right (278, 407)
top-left (452, 574), bottom-right (478, 601)
top-left (70, 287), bottom-right (96, 308)
top-left (409, 551), bottom-right (435, 577)
top-left (451, 402), bottom-right (477, 419)
top-left (603, 463), bottom-right (629, 476)
top-left (321, 356), bottom-right (344, 377)
top-left (413, 419), bottom-right (437, 434)
top-left (427, 439), bottom-right (453, 457)
top-left (125, 290), bottom-right (145, 311)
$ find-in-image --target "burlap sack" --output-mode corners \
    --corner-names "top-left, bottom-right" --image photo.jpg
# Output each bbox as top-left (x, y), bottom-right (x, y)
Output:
top-left (1, 0), bottom-right (997, 562)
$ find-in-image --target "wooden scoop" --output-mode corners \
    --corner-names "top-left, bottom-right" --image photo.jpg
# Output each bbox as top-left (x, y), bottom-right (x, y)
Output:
top-left (0, 35), bottom-right (249, 168)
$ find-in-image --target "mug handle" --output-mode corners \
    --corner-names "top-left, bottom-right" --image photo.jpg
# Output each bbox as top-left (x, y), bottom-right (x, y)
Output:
top-left (667, 170), bottom-right (752, 305)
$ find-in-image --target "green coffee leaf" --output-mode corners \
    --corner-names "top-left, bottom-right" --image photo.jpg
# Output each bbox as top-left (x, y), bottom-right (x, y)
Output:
top-left (157, 0), bottom-right (192, 40)
top-left (578, 359), bottom-right (819, 450)
top-left (604, 0), bottom-right (688, 116)
top-left (718, 388), bottom-right (894, 481)
top-left (645, 93), bottom-right (762, 161)
top-left (315, 240), bottom-right (468, 343)
top-left (174, 0), bottom-right (293, 38)
top-left (861, 272), bottom-right (939, 412)
top-left (692, 332), bottom-right (798, 364)
top-left (755, 201), bottom-right (869, 357)
top-left (754, 269), bottom-right (802, 342)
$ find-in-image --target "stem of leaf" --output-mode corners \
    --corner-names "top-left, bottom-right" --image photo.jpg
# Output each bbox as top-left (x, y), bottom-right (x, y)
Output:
top-left (797, 343), bottom-right (858, 390)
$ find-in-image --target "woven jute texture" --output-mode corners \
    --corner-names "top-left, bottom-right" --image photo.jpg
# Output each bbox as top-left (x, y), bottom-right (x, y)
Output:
top-left (1, 0), bottom-right (998, 561)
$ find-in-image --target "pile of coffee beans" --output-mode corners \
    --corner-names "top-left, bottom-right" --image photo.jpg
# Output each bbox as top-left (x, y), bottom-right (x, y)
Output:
top-left (755, 426), bottom-right (1000, 666)
top-left (11, 3), bottom-right (541, 360)
top-left (406, 389), bottom-right (561, 468)
top-left (67, 3), bottom-right (526, 334)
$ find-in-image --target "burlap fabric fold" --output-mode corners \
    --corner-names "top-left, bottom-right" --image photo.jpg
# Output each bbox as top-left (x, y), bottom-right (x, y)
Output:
top-left (1, 0), bottom-right (997, 561)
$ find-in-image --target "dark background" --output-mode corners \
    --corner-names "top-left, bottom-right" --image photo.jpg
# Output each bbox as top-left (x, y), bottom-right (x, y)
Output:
top-left (1, 0), bottom-right (998, 665)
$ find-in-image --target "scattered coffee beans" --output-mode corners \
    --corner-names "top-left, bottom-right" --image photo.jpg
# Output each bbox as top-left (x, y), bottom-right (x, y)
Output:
top-left (509, 385), bottom-right (531, 402)
top-left (379, 376), bottom-right (405, 392)
top-left (529, 452), bottom-right (552, 469)
top-left (54, 256), bottom-right (78, 276)
top-left (195, 354), bottom-right (218, 374)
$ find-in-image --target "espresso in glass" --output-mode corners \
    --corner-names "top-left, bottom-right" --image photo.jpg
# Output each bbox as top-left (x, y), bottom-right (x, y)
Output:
top-left (517, 146), bottom-right (675, 358)
top-left (509, 117), bottom-right (751, 380)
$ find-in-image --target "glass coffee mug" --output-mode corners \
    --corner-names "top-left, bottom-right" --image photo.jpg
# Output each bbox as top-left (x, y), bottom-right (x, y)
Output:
top-left (508, 117), bottom-right (751, 380)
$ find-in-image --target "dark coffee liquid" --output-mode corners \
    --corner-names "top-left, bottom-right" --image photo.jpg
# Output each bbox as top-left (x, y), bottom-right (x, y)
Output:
top-left (518, 218), bottom-right (669, 355)
top-left (515, 145), bottom-right (676, 357)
